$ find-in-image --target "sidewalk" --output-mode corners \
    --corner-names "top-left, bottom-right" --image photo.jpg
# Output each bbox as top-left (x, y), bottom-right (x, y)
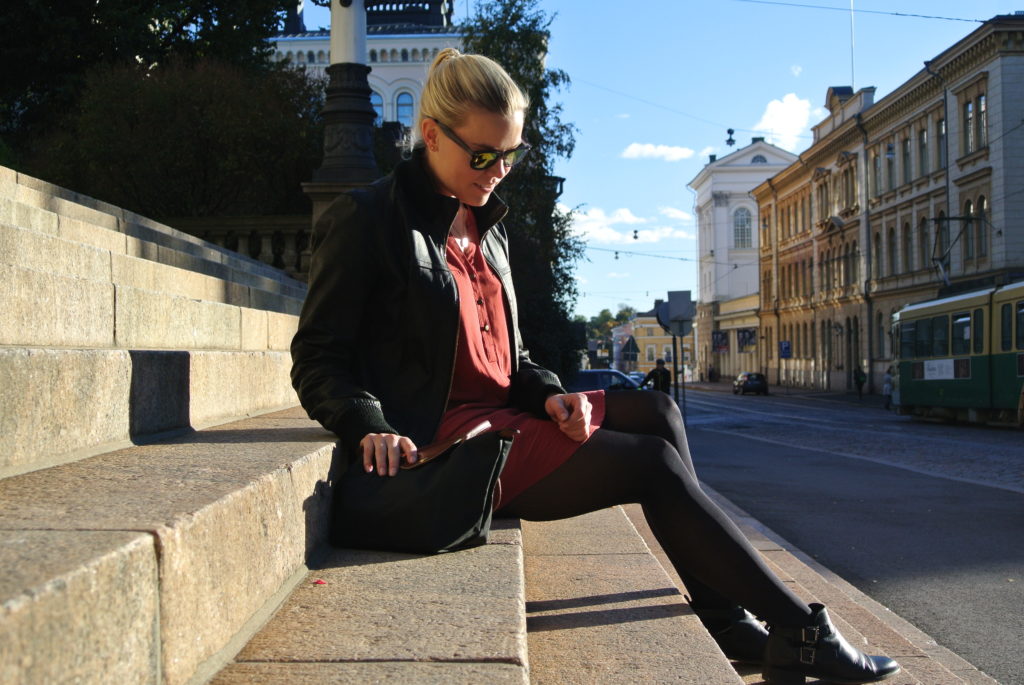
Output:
top-left (683, 379), bottom-right (888, 408)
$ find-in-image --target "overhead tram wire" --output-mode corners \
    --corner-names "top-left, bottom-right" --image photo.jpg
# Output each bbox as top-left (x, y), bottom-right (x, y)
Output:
top-left (731, 0), bottom-right (984, 23)
top-left (586, 245), bottom-right (754, 269)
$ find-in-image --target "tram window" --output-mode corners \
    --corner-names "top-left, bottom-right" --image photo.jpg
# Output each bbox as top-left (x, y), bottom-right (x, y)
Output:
top-left (900, 321), bottom-right (916, 358)
top-left (1018, 302), bottom-right (1024, 350)
top-left (915, 318), bottom-right (932, 357)
top-left (951, 312), bottom-right (971, 355)
top-left (932, 315), bottom-right (949, 357)
top-left (973, 308), bottom-right (984, 354)
top-left (1002, 303), bottom-right (1012, 351)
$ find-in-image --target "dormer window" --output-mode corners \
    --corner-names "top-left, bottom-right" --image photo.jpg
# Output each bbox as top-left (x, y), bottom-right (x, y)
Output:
top-left (751, 155), bottom-right (767, 164)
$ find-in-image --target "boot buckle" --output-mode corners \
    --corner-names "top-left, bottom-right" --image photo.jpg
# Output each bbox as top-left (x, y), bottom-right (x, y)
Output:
top-left (800, 646), bottom-right (816, 664)
top-left (801, 626), bottom-right (820, 643)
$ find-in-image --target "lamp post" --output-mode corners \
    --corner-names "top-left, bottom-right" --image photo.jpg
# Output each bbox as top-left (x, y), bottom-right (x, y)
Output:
top-left (303, 0), bottom-right (379, 225)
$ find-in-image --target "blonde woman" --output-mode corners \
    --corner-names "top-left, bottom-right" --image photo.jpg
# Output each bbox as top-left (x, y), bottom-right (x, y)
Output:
top-left (291, 48), bottom-right (898, 684)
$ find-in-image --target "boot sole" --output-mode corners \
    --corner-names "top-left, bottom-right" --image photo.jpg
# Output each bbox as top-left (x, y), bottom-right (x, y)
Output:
top-left (763, 664), bottom-right (901, 684)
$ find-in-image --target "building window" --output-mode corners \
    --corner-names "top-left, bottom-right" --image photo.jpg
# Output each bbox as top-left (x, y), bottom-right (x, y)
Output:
top-left (370, 91), bottom-right (383, 125)
top-left (938, 118), bottom-right (947, 167)
top-left (733, 207), bottom-right (752, 248)
top-left (396, 92), bottom-right (414, 127)
top-left (401, 48), bottom-right (409, 62)
top-left (887, 227), bottom-right (897, 276)
top-left (885, 143), bottom-right (895, 191)
top-left (872, 152), bottom-right (881, 197)
top-left (963, 200), bottom-right (975, 260)
top-left (963, 101), bottom-right (975, 154)
top-left (646, 345), bottom-right (655, 362)
top-left (369, 49), bottom-right (378, 62)
top-left (752, 154), bottom-right (767, 164)
top-left (977, 196), bottom-right (988, 257)
top-left (918, 128), bottom-right (929, 176)
top-left (877, 311), bottom-right (885, 357)
top-left (902, 222), bottom-right (912, 273)
top-left (977, 94), bottom-right (988, 148)
top-left (873, 232), bottom-right (881, 279)
top-left (663, 345), bottom-right (673, 361)
top-left (918, 217), bottom-right (929, 269)
top-left (901, 137), bottom-right (911, 185)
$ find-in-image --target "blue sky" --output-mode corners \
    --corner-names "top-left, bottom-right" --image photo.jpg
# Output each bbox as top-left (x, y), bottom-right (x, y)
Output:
top-left (303, 1), bottom-right (1018, 319)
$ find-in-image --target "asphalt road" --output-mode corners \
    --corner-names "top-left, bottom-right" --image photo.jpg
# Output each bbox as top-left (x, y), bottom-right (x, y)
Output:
top-left (682, 388), bottom-right (1024, 685)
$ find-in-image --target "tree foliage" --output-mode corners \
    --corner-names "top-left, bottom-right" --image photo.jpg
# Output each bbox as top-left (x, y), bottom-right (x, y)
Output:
top-left (29, 58), bottom-right (323, 218)
top-left (1, 0), bottom-right (291, 164)
top-left (458, 0), bottom-right (585, 378)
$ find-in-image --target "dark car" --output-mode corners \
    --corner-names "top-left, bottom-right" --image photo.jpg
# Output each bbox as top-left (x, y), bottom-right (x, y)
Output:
top-left (565, 369), bottom-right (640, 393)
top-left (733, 372), bottom-right (768, 395)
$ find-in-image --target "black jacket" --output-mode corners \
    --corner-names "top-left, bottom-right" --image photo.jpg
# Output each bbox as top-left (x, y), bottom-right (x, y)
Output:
top-left (290, 151), bottom-right (565, 452)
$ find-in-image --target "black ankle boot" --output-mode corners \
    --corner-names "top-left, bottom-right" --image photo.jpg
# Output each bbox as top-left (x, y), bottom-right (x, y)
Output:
top-left (763, 603), bottom-right (901, 684)
top-left (693, 604), bottom-right (769, 664)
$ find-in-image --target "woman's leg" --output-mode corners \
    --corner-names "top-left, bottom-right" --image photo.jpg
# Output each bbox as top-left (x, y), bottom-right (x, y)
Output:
top-left (498, 426), bottom-right (811, 628)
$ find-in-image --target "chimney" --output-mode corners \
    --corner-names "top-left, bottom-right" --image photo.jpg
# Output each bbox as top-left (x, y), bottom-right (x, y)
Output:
top-left (709, 154), bottom-right (717, 162)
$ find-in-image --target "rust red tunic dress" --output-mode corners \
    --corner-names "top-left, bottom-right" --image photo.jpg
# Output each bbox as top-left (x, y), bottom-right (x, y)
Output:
top-left (433, 212), bottom-right (605, 510)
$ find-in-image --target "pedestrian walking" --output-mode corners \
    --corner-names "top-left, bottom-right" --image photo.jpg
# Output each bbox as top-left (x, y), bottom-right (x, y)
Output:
top-left (854, 366), bottom-right (867, 400)
top-left (882, 367), bottom-right (893, 410)
top-left (640, 358), bottom-right (672, 393)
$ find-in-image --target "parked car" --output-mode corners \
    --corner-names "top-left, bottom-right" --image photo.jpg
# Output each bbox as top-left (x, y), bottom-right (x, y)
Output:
top-left (733, 372), bottom-right (768, 395)
top-left (627, 371), bottom-right (646, 385)
top-left (565, 369), bottom-right (640, 393)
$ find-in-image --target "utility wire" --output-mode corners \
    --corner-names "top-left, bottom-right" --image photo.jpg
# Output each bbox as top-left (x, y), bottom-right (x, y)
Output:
top-left (731, 0), bottom-right (984, 23)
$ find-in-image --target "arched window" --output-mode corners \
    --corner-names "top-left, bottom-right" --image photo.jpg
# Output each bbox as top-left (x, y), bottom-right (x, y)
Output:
top-left (751, 154), bottom-right (767, 164)
top-left (411, 48), bottom-right (420, 61)
top-left (370, 91), bottom-right (383, 125)
top-left (390, 49), bottom-right (398, 61)
top-left (380, 50), bottom-right (389, 63)
top-left (369, 49), bottom-right (378, 62)
top-left (307, 51), bottom-right (315, 64)
top-left (316, 50), bottom-right (326, 64)
top-left (733, 207), bottom-right (752, 248)
top-left (396, 92), bottom-right (414, 127)
top-left (977, 196), bottom-right (988, 257)
top-left (401, 48), bottom-right (409, 62)
top-left (963, 200), bottom-right (975, 260)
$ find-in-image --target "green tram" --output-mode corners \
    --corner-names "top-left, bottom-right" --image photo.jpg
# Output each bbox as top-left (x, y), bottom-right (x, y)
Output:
top-left (892, 280), bottom-right (1024, 424)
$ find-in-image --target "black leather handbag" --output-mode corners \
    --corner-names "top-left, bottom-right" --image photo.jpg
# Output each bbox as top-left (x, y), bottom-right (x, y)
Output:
top-left (331, 425), bottom-right (515, 554)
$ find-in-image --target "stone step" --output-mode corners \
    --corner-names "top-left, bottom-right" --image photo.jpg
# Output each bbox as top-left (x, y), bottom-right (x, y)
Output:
top-left (209, 520), bottom-right (529, 685)
top-left (0, 407), bottom-right (336, 685)
top-left (522, 507), bottom-right (744, 684)
top-left (0, 167), bottom-right (305, 301)
top-left (0, 347), bottom-right (297, 478)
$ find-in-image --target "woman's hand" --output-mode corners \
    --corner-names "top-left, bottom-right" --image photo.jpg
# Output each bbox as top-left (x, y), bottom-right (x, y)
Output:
top-left (544, 393), bottom-right (593, 442)
top-left (360, 433), bottom-right (419, 476)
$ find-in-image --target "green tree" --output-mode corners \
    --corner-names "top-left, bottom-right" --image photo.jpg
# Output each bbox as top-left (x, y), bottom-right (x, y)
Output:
top-left (28, 57), bottom-right (323, 218)
top-left (0, 1), bottom-right (290, 164)
top-left (458, 0), bottom-right (585, 378)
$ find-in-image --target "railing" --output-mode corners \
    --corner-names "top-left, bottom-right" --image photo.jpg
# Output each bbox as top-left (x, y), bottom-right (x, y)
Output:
top-left (167, 215), bottom-right (312, 281)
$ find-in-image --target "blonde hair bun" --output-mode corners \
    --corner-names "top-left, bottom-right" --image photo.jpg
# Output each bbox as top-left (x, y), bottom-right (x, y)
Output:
top-left (413, 49), bottom-right (529, 147)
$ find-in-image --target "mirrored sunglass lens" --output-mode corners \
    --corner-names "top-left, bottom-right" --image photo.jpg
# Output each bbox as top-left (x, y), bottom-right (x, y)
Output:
top-left (505, 148), bottom-right (527, 166)
top-left (470, 152), bottom-right (500, 169)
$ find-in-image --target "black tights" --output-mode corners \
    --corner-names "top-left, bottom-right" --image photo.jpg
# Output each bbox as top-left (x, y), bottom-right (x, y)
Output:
top-left (497, 390), bottom-right (812, 628)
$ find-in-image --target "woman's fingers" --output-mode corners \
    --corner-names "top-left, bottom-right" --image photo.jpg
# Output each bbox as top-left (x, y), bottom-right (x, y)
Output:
top-left (360, 433), bottom-right (418, 476)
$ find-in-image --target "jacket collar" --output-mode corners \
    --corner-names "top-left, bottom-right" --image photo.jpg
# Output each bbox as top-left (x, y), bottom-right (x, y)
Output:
top-left (394, 148), bottom-right (509, 242)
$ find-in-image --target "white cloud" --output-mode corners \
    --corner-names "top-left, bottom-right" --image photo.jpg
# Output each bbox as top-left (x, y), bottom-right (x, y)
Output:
top-left (615, 113), bottom-right (631, 119)
top-left (790, 65), bottom-right (803, 77)
top-left (753, 93), bottom-right (811, 152)
top-left (621, 142), bottom-right (695, 162)
top-left (568, 205), bottom-right (696, 244)
top-left (659, 206), bottom-right (693, 222)
top-left (698, 146), bottom-right (716, 158)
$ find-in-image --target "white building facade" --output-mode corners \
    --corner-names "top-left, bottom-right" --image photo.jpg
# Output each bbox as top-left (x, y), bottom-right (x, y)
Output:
top-left (688, 139), bottom-right (797, 380)
top-left (270, 1), bottom-right (460, 127)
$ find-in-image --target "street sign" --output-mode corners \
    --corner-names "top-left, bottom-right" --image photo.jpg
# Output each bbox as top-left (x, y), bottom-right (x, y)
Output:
top-left (656, 290), bottom-right (695, 337)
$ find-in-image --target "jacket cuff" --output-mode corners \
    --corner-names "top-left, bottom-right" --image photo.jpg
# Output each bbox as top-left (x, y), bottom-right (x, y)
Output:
top-left (320, 399), bottom-right (401, 455)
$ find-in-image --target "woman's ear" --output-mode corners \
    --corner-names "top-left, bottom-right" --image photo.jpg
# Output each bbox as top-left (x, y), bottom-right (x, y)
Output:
top-left (421, 118), bottom-right (439, 152)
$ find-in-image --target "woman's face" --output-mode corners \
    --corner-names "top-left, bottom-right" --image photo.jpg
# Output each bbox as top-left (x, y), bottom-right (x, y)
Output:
top-left (422, 107), bottom-right (525, 207)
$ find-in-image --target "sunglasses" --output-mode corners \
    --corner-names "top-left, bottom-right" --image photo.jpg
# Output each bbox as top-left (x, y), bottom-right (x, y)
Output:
top-left (431, 118), bottom-right (532, 170)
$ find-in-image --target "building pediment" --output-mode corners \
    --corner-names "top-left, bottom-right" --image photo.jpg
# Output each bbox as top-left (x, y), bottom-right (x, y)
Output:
top-left (835, 150), bottom-right (857, 167)
top-left (812, 167), bottom-right (831, 182)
